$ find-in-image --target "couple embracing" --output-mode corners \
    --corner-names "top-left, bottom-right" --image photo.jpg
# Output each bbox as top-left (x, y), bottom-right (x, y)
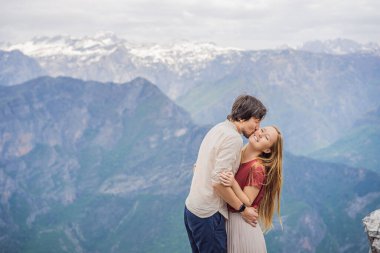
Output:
top-left (184, 95), bottom-right (283, 253)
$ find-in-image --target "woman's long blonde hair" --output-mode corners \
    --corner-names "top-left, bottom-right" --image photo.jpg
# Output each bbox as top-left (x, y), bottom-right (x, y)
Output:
top-left (257, 125), bottom-right (283, 232)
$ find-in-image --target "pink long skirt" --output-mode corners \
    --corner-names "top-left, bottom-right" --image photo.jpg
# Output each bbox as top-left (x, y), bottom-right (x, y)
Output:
top-left (226, 212), bottom-right (267, 253)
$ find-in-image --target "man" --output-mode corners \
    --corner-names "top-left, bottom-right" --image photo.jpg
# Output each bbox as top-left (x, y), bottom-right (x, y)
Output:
top-left (184, 95), bottom-right (267, 253)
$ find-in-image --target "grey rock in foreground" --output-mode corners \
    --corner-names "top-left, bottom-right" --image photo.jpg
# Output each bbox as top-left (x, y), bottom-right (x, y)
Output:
top-left (363, 209), bottom-right (380, 253)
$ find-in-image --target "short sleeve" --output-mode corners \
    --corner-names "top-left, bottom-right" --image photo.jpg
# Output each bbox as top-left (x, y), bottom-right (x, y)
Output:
top-left (246, 163), bottom-right (266, 188)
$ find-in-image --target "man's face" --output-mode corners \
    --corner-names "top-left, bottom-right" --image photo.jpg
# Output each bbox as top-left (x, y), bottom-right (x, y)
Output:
top-left (240, 117), bottom-right (261, 138)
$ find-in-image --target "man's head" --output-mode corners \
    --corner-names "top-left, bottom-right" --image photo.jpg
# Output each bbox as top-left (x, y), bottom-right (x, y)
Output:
top-left (227, 95), bottom-right (267, 138)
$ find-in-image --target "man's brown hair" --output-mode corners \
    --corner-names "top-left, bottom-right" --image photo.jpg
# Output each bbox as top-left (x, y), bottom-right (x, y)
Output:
top-left (227, 95), bottom-right (266, 121)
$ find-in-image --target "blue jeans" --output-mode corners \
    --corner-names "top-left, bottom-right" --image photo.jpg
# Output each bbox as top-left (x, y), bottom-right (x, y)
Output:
top-left (184, 206), bottom-right (227, 253)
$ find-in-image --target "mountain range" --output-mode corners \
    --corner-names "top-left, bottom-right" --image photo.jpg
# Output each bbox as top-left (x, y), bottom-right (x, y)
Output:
top-left (0, 76), bottom-right (207, 253)
top-left (0, 76), bottom-right (379, 253)
top-left (1, 34), bottom-right (380, 155)
top-left (176, 50), bottom-right (380, 155)
top-left (297, 38), bottom-right (380, 55)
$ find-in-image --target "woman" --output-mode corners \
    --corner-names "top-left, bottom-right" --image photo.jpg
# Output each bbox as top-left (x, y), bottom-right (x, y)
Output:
top-left (220, 126), bottom-right (283, 253)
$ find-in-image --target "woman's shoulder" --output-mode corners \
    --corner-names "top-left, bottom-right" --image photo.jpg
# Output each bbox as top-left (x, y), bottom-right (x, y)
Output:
top-left (240, 159), bottom-right (264, 171)
top-left (246, 160), bottom-right (266, 187)
top-left (251, 160), bottom-right (266, 173)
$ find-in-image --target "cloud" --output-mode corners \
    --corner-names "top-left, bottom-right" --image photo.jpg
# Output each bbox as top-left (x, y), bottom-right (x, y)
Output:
top-left (0, 0), bottom-right (379, 49)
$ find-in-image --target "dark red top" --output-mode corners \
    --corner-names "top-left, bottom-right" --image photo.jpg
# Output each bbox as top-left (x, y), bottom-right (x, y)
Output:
top-left (228, 159), bottom-right (266, 212)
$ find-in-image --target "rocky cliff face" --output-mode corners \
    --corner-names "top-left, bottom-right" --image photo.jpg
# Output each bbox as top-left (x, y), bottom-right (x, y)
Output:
top-left (363, 209), bottom-right (380, 253)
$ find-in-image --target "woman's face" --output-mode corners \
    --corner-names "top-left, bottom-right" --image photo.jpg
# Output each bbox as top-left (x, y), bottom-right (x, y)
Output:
top-left (248, 126), bottom-right (278, 153)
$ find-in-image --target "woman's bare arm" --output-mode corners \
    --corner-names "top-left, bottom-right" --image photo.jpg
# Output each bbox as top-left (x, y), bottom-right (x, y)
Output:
top-left (220, 172), bottom-right (261, 206)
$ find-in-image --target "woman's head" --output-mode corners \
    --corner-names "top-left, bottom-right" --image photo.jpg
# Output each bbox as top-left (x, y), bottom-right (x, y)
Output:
top-left (254, 126), bottom-right (283, 232)
top-left (248, 126), bottom-right (280, 155)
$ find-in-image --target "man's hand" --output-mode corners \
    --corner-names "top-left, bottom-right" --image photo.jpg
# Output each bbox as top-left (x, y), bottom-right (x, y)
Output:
top-left (241, 206), bottom-right (258, 227)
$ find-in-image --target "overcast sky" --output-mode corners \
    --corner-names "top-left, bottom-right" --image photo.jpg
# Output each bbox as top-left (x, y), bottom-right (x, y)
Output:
top-left (1, 0), bottom-right (379, 49)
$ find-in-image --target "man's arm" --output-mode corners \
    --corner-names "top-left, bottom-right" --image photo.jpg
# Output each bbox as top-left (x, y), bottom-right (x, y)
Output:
top-left (211, 135), bottom-right (258, 225)
top-left (213, 183), bottom-right (258, 226)
top-left (213, 183), bottom-right (243, 210)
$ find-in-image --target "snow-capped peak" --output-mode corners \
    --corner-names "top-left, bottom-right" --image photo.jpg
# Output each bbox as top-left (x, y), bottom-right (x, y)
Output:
top-left (3, 32), bottom-right (126, 58)
top-left (129, 40), bottom-right (240, 66)
top-left (0, 33), bottom-right (245, 86)
top-left (1, 33), bottom-right (241, 66)
top-left (297, 38), bottom-right (380, 55)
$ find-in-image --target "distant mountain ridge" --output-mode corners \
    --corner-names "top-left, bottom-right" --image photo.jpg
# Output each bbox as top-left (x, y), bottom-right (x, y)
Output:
top-left (1, 34), bottom-right (379, 96)
top-left (3, 34), bottom-right (378, 60)
top-left (298, 38), bottom-right (380, 55)
top-left (1, 34), bottom-right (379, 155)
top-left (0, 50), bottom-right (45, 86)
top-left (1, 32), bottom-right (239, 97)
top-left (310, 106), bottom-right (380, 173)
